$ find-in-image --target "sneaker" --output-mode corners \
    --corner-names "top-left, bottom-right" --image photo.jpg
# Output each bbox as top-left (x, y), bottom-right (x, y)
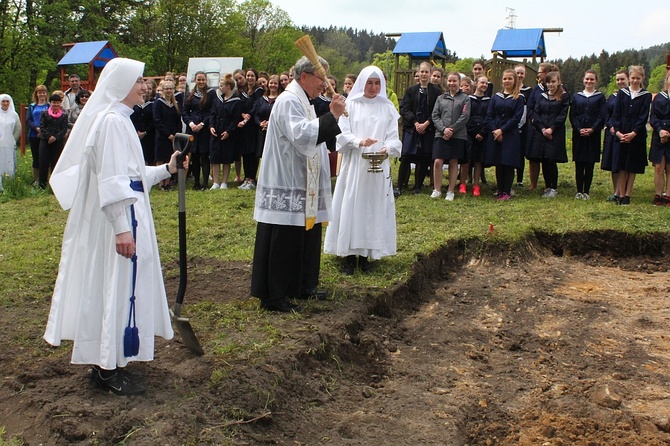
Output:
top-left (606, 193), bottom-right (618, 202)
top-left (430, 190), bottom-right (441, 198)
top-left (247, 182), bottom-right (256, 190)
top-left (493, 190), bottom-right (500, 197)
top-left (663, 195), bottom-right (670, 206)
top-left (510, 188), bottom-right (516, 196)
top-left (473, 185), bottom-right (481, 197)
top-left (543, 188), bottom-right (557, 198)
top-left (210, 183), bottom-right (220, 190)
top-left (220, 182), bottom-right (228, 189)
top-left (90, 367), bottom-right (146, 396)
top-left (582, 193), bottom-right (590, 200)
top-left (575, 192), bottom-right (584, 200)
top-left (620, 195), bottom-right (631, 206)
top-left (458, 183), bottom-right (467, 194)
top-left (238, 180), bottom-right (251, 190)
top-left (497, 192), bottom-right (511, 201)
top-left (445, 191), bottom-right (455, 201)
top-left (653, 194), bottom-right (663, 206)
top-left (393, 188), bottom-right (402, 198)
top-left (412, 188), bottom-right (422, 195)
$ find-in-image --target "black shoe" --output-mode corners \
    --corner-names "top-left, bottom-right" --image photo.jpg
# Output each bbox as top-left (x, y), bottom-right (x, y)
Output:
top-left (193, 184), bottom-right (201, 191)
top-left (91, 367), bottom-right (146, 396)
top-left (393, 188), bottom-right (401, 198)
top-left (298, 288), bottom-right (328, 300)
top-left (260, 299), bottom-right (301, 313)
top-left (412, 188), bottom-right (421, 195)
top-left (359, 256), bottom-right (372, 273)
top-left (620, 196), bottom-right (631, 206)
top-left (342, 255), bottom-right (356, 275)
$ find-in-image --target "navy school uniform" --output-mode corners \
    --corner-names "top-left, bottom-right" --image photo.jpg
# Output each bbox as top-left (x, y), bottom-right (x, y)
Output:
top-left (569, 91), bottom-right (607, 163)
top-left (526, 90), bottom-right (570, 163)
top-left (518, 85), bottom-right (532, 154)
top-left (400, 83), bottom-right (441, 159)
top-left (238, 87), bottom-right (264, 156)
top-left (131, 100), bottom-right (155, 165)
top-left (252, 95), bottom-right (277, 158)
top-left (483, 92), bottom-right (525, 168)
top-left (182, 88), bottom-right (213, 155)
top-left (601, 92), bottom-right (619, 172)
top-left (467, 94), bottom-right (491, 163)
top-left (649, 90), bottom-right (670, 164)
top-left (209, 92), bottom-right (242, 164)
top-left (611, 87), bottom-right (652, 173)
top-left (153, 98), bottom-right (182, 163)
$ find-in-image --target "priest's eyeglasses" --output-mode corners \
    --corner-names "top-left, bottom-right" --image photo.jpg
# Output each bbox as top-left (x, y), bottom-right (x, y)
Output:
top-left (307, 71), bottom-right (326, 85)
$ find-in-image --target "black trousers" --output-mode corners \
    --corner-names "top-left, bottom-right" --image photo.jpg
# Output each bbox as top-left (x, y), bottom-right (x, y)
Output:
top-left (542, 160), bottom-right (559, 189)
top-left (38, 139), bottom-right (64, 188)
top-left (496, 165), bottom-right (515, 194)
top-left (251, 222), bottom-right (322, 305)
top-left (242, 153), bottom-right (259, 181)
top-left (190, 152), bottom-right (210, 188)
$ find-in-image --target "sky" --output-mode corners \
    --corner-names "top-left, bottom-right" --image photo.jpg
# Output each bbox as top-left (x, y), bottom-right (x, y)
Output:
top-left (270, 0), bottom-right (670, 61)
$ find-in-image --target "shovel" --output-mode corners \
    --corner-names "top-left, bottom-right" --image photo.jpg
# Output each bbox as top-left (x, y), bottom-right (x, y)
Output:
top-left (170, 133), bottom-right (204, 356)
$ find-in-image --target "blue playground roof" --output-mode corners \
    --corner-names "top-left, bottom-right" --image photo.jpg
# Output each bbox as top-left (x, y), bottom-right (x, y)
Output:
top-left (392, 32), bottom-right (449, 59)
top-left (58, 41), bottom-right (117, 67)
top-left (491, 28), bottom-right (547, 58)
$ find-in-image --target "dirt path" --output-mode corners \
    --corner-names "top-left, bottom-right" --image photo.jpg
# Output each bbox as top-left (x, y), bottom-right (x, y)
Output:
top-left (2, 235), bottom-right (670, 445)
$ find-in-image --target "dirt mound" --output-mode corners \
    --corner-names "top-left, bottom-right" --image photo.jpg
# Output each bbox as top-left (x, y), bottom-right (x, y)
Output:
top-left (2, 232), bottom-right (670, 445)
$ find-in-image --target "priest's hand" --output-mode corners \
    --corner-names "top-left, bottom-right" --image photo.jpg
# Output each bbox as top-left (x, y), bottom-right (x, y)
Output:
top-left (330, 94), bottom-right (346, 119)
top-left (116, 231), bottom-right (136, 259)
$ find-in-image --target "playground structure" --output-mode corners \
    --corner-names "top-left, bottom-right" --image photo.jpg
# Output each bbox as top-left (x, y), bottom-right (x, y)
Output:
top-left (389, 28), bottom-right (565, 97)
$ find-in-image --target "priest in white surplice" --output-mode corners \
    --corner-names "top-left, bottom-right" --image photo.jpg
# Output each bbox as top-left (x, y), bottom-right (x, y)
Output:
top-left (324, 66), bottom-right (402, 275)
top-left (44, 58), bottom-right (187, 396)
top-left (251, 56), bottom-right (346, 313)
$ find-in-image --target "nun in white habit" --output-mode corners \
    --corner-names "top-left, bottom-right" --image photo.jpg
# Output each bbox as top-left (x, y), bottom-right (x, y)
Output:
top-left (324, 66), bottom-right (401, 273)
top-left (0, 94), bottom-right (21, 191)
top-left (44, 58), bottom-right (184, 395)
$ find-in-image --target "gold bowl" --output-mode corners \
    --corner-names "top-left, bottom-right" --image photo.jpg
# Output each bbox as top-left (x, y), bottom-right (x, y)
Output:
top-left (361, 152), bottom-right (388, 173)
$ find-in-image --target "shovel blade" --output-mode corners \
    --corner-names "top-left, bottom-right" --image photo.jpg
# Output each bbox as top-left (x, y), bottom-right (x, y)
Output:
top-left (171, 311), bottom-right (204, 356)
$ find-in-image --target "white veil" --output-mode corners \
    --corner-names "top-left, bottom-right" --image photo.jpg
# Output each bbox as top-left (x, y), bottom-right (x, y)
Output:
top-left (50, 58), bottom-right (144, 210)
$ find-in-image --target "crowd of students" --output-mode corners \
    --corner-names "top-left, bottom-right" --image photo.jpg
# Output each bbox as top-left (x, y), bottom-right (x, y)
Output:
top-left (15, 61), bottom-right (670, 206)
top-left (396, 61), bottom-right (670, 206)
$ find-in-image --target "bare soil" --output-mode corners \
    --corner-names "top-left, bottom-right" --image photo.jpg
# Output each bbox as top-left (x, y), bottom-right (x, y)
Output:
top-left (2, 231), bottom-right (670, 445)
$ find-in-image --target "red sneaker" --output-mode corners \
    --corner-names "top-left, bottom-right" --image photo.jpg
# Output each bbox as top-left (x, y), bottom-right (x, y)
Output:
top-left (458, 183), bottom-right (467, 194)
top-left (473, 185), bottom-right (481, 197)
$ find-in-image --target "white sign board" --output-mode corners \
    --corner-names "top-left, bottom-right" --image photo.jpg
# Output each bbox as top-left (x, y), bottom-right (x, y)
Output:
top-left (186, 57), bottom-right (244, 90)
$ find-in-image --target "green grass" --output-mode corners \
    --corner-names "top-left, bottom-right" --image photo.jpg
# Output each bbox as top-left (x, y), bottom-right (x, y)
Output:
top-left (2, 146), bottom-right (669, 365)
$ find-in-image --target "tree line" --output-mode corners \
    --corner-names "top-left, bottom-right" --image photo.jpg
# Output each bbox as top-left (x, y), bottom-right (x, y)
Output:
top-left (0, 0), bottom-right (667, 105)
top-left (550, 44), bottom-right (670, 98)
top-left (0, 0), bottom-right (395, 104)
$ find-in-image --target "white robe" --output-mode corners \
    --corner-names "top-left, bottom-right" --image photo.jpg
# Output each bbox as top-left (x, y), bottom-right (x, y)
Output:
top-left (253, 80), bottom-right (332, 226)
top-left (324, 97), bottom-right (402, 260)
top-left (0, 108), bottom-right (21, 189)
top-left (44, 103), bottom-right (174, 369)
